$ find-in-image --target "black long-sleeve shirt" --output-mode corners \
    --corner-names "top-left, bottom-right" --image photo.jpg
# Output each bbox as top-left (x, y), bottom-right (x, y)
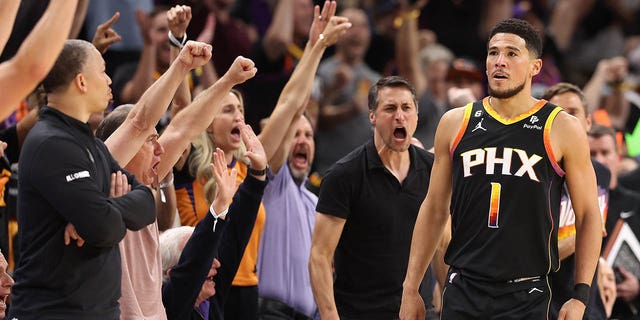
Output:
top-left (9, 106), bottom-right (156, 320)
top-left (162, 175), bottom-right (267, 320)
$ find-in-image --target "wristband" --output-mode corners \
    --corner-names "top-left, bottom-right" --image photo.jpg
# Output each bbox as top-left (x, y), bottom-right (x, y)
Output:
top-left (209, 203), bottom-right (229, 232)
top-left (572, 283), bottom-right (590, 306)
top-left (168, 31), bottom-right (187, 49)
top-left (248, 165), bottom-right (268, 177)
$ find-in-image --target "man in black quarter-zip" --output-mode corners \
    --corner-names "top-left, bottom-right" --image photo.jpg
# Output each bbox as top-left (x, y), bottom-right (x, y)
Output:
top-left (9, 39), bottom-right (156, 320)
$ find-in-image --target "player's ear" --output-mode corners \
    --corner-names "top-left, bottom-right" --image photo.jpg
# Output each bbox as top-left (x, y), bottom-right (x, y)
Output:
top-left (530, 58), bottom-right (542, 77)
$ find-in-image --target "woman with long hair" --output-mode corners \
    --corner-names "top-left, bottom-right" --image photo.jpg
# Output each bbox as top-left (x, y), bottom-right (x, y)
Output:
top-left (174, 88), bottom-right (266, 319)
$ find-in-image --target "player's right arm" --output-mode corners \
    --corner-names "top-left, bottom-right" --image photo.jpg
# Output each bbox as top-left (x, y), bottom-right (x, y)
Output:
top-left (309, 212), bottom-right (346, 320)
top-left (400, 107), bottom-right (465, 320)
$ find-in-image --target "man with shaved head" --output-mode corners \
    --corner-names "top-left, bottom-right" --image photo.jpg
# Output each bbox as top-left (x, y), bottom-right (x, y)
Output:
top-left (9, 39), bottom-right (156, 320)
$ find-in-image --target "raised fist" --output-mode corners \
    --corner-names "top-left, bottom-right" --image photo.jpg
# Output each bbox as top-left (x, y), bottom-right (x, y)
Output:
top-left (224, 56), bottom-right (258, 85)
top-left (167, 5), bottom-right (192, 38)
top-left (178, 41), bottom-right (213, 69)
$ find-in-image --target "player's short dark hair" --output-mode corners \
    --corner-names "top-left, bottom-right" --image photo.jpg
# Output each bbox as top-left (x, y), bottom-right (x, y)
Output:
top-left (368, 76), bottom-right (418, 111)
top-left (488, 18), bottom-right (542, 58)
top-left (41, 39), bottom-right (93, 94)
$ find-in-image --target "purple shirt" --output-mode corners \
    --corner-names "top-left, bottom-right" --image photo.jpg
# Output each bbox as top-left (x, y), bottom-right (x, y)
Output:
top-left (258, 164), bottom-right (318, 317)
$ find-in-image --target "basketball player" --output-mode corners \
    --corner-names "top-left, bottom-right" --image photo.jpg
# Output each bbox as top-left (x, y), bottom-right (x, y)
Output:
top-left (399, 18), bottom-right (602, 320)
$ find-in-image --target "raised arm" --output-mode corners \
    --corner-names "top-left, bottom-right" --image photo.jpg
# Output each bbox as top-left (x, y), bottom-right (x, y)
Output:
top-left (163, 148), bottom-right (237, 319)
top-left (167, 5), bottom-right (194, 118)
top-left (600, 58), bottom-right (631, 130)
top-left (547, 0), bottom-right (594, 52)
top-left (119, 9), bottom-right (159, 104)
top-left (0, 0), bottom-right (79, 116)
top-left (194, 11), bottom-right (219, 93)
top-left (164, 4), bottom-right (217, 115)
top-left (262, 0), bottom-right (295, 61)
top-left (395, 0), bottom-right (427, 98)
top-left (163, 214), bottom-right (226, 319)
top-left (106, 40), bottom-right (212, 166)
top-left (399, 108), bottom-right (462, 320)
top-left (69, 0), bottom-right (89, 39)
top-left (554, 113), bottom-right (602, 319)
top-left (157, 56), bottom-right (257, 181)
top-left (92, 12), bottom-right (122, 55)
top-left (260, 1), bottom-right (351, 172)
top-left (0, 0), bottom-right (21, 55)
top-left (583, 57), bottom-right (631, 129)
top-left (214, 125), bottom-right (268, 305)
top-left (479, 0), bottom-right (512, 40)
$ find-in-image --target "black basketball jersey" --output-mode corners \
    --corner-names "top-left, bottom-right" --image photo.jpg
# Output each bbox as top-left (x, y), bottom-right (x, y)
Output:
top-left (447, 98), bottom-right (565, 282)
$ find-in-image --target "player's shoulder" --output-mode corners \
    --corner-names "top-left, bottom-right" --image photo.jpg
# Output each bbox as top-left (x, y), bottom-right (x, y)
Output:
top-left (438, 104), bottom-right (470, 135)
top-left (437, 103), bottom-right (476, 145)
top-left (442, 103), bottom-right (471, 122)
top-left (551, 109), bottom-right (584, 136)
top-left (541, 99), bottom-right (580, 132)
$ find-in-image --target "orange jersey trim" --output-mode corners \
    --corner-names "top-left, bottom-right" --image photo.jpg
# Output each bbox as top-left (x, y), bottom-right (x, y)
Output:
top-left (450, 103), bottom-right (473, 159)
top-left (543, 106), bottom-right (565, 177)
top-left (482, 97), bottom-right (547, 125)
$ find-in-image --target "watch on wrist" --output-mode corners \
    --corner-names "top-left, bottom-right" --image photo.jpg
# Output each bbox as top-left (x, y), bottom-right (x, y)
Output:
top-left (248, 165), bottom-right (268, 176)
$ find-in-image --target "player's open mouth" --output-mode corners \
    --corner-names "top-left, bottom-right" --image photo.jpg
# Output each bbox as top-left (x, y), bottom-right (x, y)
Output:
top-left (492, 72), bottom-right (508, 80)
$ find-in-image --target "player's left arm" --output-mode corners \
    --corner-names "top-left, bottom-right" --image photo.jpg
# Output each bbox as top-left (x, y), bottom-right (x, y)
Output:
top-left (553, 112), bottom-right (602, 318)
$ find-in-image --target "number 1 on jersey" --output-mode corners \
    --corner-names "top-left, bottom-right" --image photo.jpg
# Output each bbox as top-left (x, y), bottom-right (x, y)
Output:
top-left (488, 182), bottom-right (501, 228)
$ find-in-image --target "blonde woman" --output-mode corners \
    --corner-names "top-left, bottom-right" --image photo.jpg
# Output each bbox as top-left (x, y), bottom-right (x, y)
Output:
top-left (174, 88), bottom-right (266, 319)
